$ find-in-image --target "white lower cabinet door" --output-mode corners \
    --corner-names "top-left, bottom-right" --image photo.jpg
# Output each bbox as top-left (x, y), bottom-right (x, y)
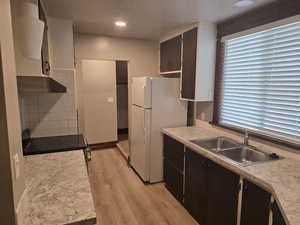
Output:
top-left (130, 105), bottom-right (151, 182)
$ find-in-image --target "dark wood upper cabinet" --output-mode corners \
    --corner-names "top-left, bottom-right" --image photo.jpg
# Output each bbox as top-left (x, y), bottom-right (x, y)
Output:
top-left (181, 28), bottom-right (197, 99)
top-left (181, 24), bottom-right (216, 101)
top-left (272, 201), bottom-right (287, 225)
top-left (240, 179), bottom-right (271, 225)
top-left (160, 35), bottom-right (182, 73)
top-left (38, 0), bottom-right (50, 75)
top-left (159, 24), bottom-right (216, 101)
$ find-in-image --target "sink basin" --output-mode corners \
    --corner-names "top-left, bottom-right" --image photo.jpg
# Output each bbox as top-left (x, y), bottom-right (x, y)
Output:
top-left (191, 137), bottom-right (240, 152)
top-left (219, 146), bottom-right (283, 166)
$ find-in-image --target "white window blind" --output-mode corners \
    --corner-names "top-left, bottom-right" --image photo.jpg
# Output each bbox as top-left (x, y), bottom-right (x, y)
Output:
top-left (220, 20), bottom-right (300, 143)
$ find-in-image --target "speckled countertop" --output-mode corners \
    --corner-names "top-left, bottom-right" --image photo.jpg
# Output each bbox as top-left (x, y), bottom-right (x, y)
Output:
top-left (162, 123), bottom-right (300, 225)
top-left (17, 150), bottom-right (96, 225)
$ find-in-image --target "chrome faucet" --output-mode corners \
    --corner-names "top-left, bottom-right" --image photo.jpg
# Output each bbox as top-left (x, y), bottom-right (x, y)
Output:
top-left (244, 130), bottom-right (249, 146)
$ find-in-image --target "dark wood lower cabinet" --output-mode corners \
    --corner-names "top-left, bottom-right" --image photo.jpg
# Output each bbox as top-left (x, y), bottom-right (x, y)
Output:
top-left (163, 135), bottom-right (184, 171)
top-left (185, 149), bottom-right (209, 224)
top-left (185, 148), bottom-right (240, 225)
top-left (163, 135), bottom-right (276, 225)
top-left (206, 160), bottom-right (240, 225)
top-left (272, 201), bottom-right (287, 225)
top-left (164, 159), bottom-right (184, 203)
top-left (240, 179), bottom-right (271, 225)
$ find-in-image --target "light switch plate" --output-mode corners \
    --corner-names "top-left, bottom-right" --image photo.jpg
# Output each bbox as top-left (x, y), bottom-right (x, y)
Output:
top-left (107, 97), bottom-right (114, 103)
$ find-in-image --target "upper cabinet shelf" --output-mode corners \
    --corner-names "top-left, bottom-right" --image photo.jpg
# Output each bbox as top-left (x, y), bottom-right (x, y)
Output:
top-left (160, 23), bottom-right (217, 101)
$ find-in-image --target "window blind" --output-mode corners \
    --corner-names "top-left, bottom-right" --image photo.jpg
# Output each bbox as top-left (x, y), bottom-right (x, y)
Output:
top-left (220, 21), bottom-right (300, 143)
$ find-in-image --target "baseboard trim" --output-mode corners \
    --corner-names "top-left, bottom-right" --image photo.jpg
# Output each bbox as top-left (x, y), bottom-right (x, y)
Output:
top-left (118, 128), bottom-right (128, 135)
top-left (89, 141), bottom-right (117, 150)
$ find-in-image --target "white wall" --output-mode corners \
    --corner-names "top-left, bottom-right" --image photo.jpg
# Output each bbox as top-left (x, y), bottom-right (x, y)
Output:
top-left (19, 17), bottom-right (77, 138)
top-left (74, 34), bottom-right (159, 143)
top-left (21, 69), bottom-right (77, 137)
top-left (48, 17), bottom-right (74, 69)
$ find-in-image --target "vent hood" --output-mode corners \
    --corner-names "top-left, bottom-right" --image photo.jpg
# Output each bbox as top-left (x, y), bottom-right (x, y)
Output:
top-left (18, 3), bottom-right (44, 60)
top-left (17, 76), bottom-right (66, 93)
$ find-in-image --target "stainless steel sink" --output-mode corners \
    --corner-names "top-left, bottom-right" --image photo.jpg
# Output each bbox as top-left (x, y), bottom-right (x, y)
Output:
top-left (218, 146), bottom-right (283, 166)
top-left (191, 137), bottom-right (240, 152)
top-left (190, 136), bottom-right (283, 167)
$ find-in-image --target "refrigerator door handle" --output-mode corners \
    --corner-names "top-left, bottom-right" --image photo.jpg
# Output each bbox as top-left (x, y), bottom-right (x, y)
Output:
top-left (144, 116), bottom-right (147, 144)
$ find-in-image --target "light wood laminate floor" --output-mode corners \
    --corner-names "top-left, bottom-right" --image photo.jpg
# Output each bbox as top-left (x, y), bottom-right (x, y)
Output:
top-left (88, 148), bottom-right (199, 225)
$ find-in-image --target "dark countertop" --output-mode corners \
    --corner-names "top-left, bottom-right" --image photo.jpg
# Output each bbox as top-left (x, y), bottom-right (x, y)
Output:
top-left (23, 134), bottom-right (87, 156)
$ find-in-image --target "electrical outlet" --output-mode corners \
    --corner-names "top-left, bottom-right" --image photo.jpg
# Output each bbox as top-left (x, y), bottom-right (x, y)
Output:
top-left (14, 154), bottom-right (20, 179)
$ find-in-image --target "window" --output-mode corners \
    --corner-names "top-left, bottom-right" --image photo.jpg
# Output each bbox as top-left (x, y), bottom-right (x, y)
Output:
top-left (218, 21), bottom-right (300, 144)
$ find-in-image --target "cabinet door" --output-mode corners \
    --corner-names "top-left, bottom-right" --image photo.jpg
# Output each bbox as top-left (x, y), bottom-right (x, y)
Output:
top-left (163, 135), bottom-right (184, 172)
top-left (241, 179), bottom-right (271, 225)
top-left (181, 28), bottom-right (198, 99)
top-left (185, 148), bottom-right (209, 225)
top-left (160, 35), bottom-right (182, 72)
top-left (164, 159), bottom-right (184, 203)
top-left (207, 160), bottom-right (240, 225)
top-left (272, 201), bottom-right (287, 225)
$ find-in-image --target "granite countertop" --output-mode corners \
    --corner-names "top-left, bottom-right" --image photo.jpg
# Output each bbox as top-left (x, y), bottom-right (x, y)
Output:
top-left (17, 150), bottom-right (96, 225)
top-left (162, 123), bottom-right (300, 225)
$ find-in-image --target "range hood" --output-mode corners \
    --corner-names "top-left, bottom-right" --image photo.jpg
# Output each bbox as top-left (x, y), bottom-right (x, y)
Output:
top-left (18, 3), bottom-right (44, 60)
top-left (17, 75), bottom-right (67, 93)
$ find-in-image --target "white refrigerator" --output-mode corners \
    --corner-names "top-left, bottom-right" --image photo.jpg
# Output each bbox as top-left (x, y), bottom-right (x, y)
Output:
top-left (130, 77), bottom-right (187, 183)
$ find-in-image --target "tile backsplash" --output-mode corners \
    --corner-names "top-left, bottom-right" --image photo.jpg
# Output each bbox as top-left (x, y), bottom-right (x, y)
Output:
top-left (20, 69), bottom-right (78, 137)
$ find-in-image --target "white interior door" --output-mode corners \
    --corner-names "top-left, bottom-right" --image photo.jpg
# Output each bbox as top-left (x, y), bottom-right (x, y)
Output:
top-left (81, 60), bottom-right (117, 144)
top-left (130, 105), bottom-right (151, 181)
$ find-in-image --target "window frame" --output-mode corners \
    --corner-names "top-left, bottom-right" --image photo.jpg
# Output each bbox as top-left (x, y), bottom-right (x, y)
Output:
top-left (212, 23), bottom-right (300, 151)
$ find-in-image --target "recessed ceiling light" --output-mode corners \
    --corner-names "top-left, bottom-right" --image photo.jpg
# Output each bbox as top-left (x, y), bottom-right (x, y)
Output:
top-left (115, 21), bottom-right (127, 27)
top-left (235, 0), bottom-right (254, 7)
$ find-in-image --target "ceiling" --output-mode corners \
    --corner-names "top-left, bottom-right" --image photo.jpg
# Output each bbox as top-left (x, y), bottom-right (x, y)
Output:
top-left (43, 0), bottom-right (275, 40)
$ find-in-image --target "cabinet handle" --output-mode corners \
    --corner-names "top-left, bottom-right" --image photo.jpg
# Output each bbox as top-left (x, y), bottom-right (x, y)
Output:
top-left (237, 182), bottom-right (242, 192)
